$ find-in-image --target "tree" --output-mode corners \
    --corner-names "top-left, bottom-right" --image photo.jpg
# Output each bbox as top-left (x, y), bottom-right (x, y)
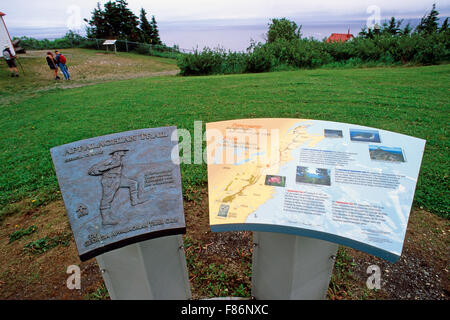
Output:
top-left (150, 15), bottom-right (162, 45)
top-left (401, 22), bottom-right (412, 36)
top-left (84, 0), bottom-right (140, 40)
top-left (139, 8), bottom-right (153, 43)
top-left (358, 26), bottom-right (375, 39)
top-left (85, 2), bottom-right (108, 38)
top-left (266, 18), bottom-right (302, 43)
top-left (416, 4), bottom-right (440, 35)
top-left (382, 17), bottom-right (403, 36)
top-left (440, 17), bottom-right (449, 33)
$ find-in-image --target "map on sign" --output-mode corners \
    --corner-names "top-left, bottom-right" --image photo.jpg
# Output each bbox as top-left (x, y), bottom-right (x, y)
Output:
top-left (51, 127), bottom-right (185, 261)
top-left (206, 119), bottom-right (426, 262)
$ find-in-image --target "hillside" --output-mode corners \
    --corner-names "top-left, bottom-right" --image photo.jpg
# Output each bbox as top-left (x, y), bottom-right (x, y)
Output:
top-left (0, 48), bottom-right (178, 105)
top-left (0, 62), bottom-right (448, 299)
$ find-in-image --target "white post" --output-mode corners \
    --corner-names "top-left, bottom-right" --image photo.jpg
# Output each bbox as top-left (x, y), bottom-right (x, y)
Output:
top-left (96, 234), bottom-right (191, 300)
top-left (251, 232), bottom-right (338, 300)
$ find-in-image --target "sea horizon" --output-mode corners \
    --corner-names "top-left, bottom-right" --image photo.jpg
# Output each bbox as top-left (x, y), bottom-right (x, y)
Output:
top-left (8, 17), bottom-right (425, 52)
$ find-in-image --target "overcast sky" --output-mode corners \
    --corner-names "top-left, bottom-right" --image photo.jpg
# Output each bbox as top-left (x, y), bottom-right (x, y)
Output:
top-left (2, 0), bottom-right (449, 28)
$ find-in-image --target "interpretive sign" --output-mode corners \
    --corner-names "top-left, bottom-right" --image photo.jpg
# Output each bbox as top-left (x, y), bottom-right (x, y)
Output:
top-left (51, 127), bottom-right (185, 261)
top-left (206, 119), bottom-right (426, 262)
top-left (102, 39), bottom-right (117, 45)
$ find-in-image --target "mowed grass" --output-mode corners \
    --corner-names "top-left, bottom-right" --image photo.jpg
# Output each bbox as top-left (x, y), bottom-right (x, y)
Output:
top-left (0, 64), bottom-right (448, 218)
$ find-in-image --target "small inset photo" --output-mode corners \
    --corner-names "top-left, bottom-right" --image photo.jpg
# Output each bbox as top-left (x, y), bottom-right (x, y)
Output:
top-left (217, 204), bottom-right (230, 218)
top-left (350, 129), bottom-right (381, 143)
top-left (265, 175), bottom-right (286, 187)
top-left (324, 129), bottom-right (343, 138)
top-left (296, 166), bottom-right (331, 186)
top-left (369, 145), bottom-right (405, 162)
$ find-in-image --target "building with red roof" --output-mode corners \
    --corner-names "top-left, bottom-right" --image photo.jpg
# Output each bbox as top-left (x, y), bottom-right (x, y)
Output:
top-left (326, 30), bottom-right (354, 43)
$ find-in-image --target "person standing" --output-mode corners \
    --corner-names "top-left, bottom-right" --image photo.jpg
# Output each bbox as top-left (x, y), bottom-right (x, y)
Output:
top-left (55, 50), bottom-right (70, 80)
top-left (88, 149), bottom-right (148, 226)
top-left (2, 45), bottom-right (19, 77)
top-left (46, 52), bottom-right (60, 80)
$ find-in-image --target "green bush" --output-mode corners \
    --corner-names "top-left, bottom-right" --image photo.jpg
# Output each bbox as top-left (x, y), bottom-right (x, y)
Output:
top-left (177, 48), bottom-right (225, 76)
top-left (413, 34), bottom-right (448, 64)
top-left (176, 16), bottom-right (449, 76)
top-left (245, 43), bottom-right (273, 73)
top-left (222, 51), bottom-right (247, 74)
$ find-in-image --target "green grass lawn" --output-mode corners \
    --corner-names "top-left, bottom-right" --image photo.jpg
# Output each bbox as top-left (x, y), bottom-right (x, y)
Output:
top-left (0, 64), bottom-right (448, 218)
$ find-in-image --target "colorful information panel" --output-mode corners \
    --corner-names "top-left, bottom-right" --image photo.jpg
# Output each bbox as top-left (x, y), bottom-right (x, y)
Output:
top-left (207, 119), bottom-right (426, 262)
top-left (51, 127), bottom-right (185, 261)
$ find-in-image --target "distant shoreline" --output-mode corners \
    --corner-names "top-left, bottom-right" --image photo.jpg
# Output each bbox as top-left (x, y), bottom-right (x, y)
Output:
top-left (8, 18), bottom-right (425, 52)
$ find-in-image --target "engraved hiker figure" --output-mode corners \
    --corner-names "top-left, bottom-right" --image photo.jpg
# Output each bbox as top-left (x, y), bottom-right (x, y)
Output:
top-left (88, 149), bottom-right (148, 225)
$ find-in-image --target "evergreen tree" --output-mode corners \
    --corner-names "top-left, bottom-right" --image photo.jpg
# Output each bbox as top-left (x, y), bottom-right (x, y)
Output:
top-left (139, 8), bottom-right (153, 43)
top-left (382, 17), bottom-right (402, 36)
top-left (416, 4), bottom-right (440, 35)
top-left (440, 17), bottom-right (449, 33)
top-left (84, 2), bottom-right (107, 38)
top-left (84, 0), bottom-right (140, 40)
top-left (401, 22), bottom-right (412, 36)
top-left (358, 26), bottom-right (368, 38)
top-left (150, 15), bottom-right (162, 45)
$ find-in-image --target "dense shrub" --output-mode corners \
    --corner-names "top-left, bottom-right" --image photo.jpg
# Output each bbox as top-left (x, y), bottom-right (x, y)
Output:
top-left (177, 30), bottom-right (449, 76)
top-left (15, 31), bottom-right (90, 50)
top-left (245, 43), bottom-right (273, 73)
top-left (412, 33), bottom-right (448, 64)
top-left (177, 48), bottom-right (225, 76)
top-left (324, 40), bottom-right (356, 62)
top-left (177, 10), bottom-right (449, 76)
top-left (222, 51), bottom-right (247, 74)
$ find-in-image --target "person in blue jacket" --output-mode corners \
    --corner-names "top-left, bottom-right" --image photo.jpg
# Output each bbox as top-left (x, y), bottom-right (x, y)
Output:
top-left (55, 50), bottom-right (71, 80)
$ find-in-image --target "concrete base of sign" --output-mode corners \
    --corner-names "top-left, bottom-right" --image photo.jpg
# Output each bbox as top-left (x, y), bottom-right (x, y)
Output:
top-left (96, 235), bottom-right (191, 300)
top-left (251, 232), bottom-right (338, 300)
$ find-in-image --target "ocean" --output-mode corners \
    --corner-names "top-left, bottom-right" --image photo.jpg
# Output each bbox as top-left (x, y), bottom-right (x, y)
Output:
top-left (8, 18), bottom-right (422, 52)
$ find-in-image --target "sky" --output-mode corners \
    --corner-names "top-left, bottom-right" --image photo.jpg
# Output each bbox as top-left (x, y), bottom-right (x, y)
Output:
top-left (2, 0), bottom-right (449, 51)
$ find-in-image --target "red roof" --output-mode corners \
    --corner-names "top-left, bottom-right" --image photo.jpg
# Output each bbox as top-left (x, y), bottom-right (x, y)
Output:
top-left (0, 12), bottom-right (5, 17)
top-left (326, 33), bottom-right (354, 43)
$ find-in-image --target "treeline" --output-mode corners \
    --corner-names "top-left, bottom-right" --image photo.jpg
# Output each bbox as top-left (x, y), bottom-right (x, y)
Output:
top-left (84, 0), bottom-right (162, 45)
top-left (14, 31), bottom-right (91, 50)
top-left (14, 31), bottom-right (179, 60)
top-left (13, 0), bottom-right (178, 58)
top-left (177, 4), bottom-right (449, 76)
